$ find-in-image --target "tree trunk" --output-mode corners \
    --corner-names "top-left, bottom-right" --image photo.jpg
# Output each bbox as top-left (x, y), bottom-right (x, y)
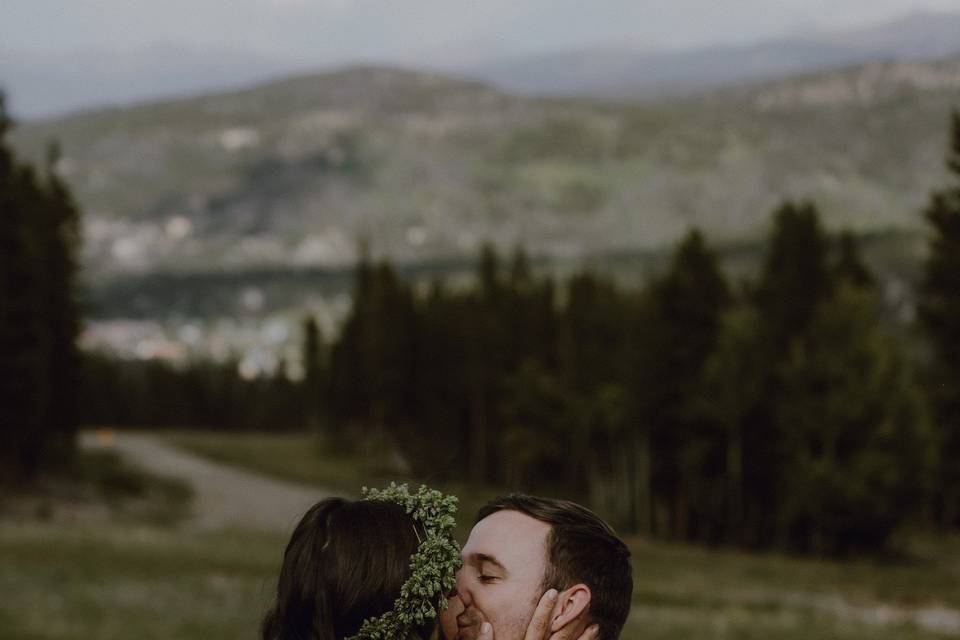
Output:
top-left (631, 429), bottom-right (652, 535)
top-left (726, 425), bottom-right (743, 544)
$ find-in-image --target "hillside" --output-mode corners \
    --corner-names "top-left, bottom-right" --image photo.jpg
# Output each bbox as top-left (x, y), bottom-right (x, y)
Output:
top-left (10, 59), bottom-right (960, 278)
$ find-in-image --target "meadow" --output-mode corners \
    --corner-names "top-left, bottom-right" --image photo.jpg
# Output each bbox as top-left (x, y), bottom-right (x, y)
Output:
top-left (1, 430), bottom-right (958, 640)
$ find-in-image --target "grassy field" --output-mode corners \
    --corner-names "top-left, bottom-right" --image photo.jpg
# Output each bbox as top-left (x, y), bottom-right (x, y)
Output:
top-left (0, 522), bottom-right (283, 640)
top-left (2, 430), bottom-right (958, 640)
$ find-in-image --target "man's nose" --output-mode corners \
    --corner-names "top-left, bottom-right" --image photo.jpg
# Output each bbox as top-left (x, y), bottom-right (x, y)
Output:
top-left (454, 567), bottom-right (472, 607)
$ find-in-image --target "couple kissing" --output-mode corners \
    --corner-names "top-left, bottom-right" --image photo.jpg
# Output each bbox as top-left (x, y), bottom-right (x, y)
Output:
top-left (261, 484), bottom-right (633, 640)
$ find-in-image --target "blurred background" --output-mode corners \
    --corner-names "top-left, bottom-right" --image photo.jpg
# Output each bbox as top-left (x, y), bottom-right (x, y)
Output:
top-left (3, 1), bottom-right (960, 638)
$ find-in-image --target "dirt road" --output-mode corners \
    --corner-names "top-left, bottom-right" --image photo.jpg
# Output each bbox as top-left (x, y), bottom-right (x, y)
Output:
top-left (80, 431), bottom-right (335, 532)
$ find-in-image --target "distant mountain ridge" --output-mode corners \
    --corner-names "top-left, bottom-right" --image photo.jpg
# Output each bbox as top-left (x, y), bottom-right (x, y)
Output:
top-left (9, 57), bottom-right (960, 277)
top-left (4, 10), bottom-right (960, 119)
top-left (0, 44), bottom-right (300, 119)
top-left (464, 11), bottom-right (960, 97)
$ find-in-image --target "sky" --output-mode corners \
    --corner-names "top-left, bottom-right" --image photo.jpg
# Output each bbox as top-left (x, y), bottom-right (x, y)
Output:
top-left (4, 0), bottom-right (960, 67)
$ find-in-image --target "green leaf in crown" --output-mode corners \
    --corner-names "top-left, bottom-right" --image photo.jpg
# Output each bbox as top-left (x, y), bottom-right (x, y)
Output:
top-left (347, 483), bottom-right (461, 640)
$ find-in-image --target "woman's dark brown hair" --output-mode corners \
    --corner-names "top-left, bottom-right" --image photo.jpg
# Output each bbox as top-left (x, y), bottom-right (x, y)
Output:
top-left (261, 497), bottom-right (436, 640)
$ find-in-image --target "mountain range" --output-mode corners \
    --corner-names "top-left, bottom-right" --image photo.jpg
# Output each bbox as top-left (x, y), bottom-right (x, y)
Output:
top-left (464, 11), bottom-right (960, 97)
top-left (4, 11), bottom-right (960, 119)
top-left (9, 54), bottom-right (960, 281)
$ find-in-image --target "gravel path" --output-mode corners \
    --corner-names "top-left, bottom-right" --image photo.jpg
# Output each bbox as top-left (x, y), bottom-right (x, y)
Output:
top-left (80, 431), bottom-right (335, 533)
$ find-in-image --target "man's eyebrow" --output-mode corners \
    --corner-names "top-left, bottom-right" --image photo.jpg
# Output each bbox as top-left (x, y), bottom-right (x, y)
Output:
top-left (466, 552), bottom-right (508, 573)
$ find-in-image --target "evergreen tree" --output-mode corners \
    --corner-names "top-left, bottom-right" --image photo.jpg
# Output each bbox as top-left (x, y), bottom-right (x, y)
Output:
top-left (776, 285), bottom-right (934, 553)
top-left (743, 201), bottom-right (835, 546)
top-left (327, 247), bottom-right (376, 448)
top-left (560, 273), bottom-right (629, 396)
top-left (301, 315), bottom-right (325, 430)
top-left (464, 243), bottom-right (507, 483)
top-left (632, 229), bottom-right (731, 538)
top-left (477, 242), bottom-right (503, 301)
top-left (0, 93), bottom-right (82, 483)
top-left (328, 252), bottom-right (419, 460)
top-left (399, 281), bottom-right (471, 476)
top-left (699, 306), bottom-right (767, 544)
top-left (37, 141), bottom-right (83, 464)
top-left (0, 95), bottom-right (46, 482)
top-left (559, 272), bottom-right (633, 524)
top-left (834, 231), bottom-right (874, 290)
top-left (500, 359), bottom-right (571, 490)
top-left (755, 201), bottom-right (834, 348)
top-left (918, 110), bottom-right (960, 527)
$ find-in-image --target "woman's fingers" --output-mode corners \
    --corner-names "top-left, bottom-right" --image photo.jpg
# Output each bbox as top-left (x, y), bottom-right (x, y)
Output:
top-left (523, 589), bottom-right (559, 640)
top-left (555, 624), bottom-right (599, 640)
top-left (479, 621), bottom-right (494, 640)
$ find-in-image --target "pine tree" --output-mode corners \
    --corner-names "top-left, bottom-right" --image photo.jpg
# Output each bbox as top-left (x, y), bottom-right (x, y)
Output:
top-left (918, 110), bottom-right (960, 527)
top-left (464, 243), bottom-right (506, 483)
top-left (699, 305), bottom-right (767, 544)
top-left (477, 242), bottom-right (503, 301)
top-left (632, 229), bottom-right (731, 538)
top-left (560, 272), bottom-right (633, 524)
top-left (741, 201), bottom-right (836, 546)
top-left (561, 272), bottom-right (629, 395)
top-left (38, 141), bottom-right (83, 465)
top-left (755, 201), bottom-right (834, 348)
top-left (0, 94), bottom-right (46, 482)
top-left (776, 285), bottom-right (934, 553)
top-left (327, 246), bottom-right (376, 449)
top-left (400, 281), bottom-right (471, 476)
top-left (0, 93), bottom-right (82, 482)
top-left (500, 359), bottom-right (570, 490)
top-left (834, 231), bottom-right (874, 290)
top-left (302, 315), bottom-right (324, 430)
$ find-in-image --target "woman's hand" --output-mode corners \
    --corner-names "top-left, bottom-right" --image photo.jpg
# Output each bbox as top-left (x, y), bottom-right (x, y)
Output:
top-left (476, 590), bottom-right (599, 640)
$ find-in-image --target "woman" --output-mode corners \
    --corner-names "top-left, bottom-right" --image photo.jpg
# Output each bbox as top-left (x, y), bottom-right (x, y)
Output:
top-left (261, 484), bottom-right (459, 640)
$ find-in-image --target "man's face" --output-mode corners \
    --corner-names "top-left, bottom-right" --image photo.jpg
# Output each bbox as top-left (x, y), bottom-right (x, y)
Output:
top-left (444, 510), bottom-right (551, 640)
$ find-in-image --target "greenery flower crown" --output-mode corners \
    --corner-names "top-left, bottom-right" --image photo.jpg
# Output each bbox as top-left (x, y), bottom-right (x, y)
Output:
top-left (346, 483), bottom-right (461, 640)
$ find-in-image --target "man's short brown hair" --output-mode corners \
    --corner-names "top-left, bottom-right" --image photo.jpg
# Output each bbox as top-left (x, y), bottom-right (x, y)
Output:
top-left (477, 495), bottom-right (633, 640)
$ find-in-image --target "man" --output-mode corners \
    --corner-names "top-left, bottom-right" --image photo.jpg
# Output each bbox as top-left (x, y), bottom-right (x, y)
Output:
top-left (443, 494), bottom-right (633, 640)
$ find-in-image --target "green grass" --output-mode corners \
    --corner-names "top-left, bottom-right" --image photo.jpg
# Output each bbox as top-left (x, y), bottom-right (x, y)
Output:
top-left (0, 448), bottom-right (263, 640)
top-left (0, 449), bottom-right (193, 526)
top-left (622, 537), bottom-right (960, 639)
top-left (0, 522), bottom-right (283, 640)
top-left (73, 449), bottom-right (194, 524)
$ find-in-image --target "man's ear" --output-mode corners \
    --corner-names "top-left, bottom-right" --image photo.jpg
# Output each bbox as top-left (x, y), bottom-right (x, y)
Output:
top-left (549, 584), bottom-right (591, 633)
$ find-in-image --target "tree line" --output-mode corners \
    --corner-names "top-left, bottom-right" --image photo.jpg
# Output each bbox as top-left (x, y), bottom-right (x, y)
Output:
top-left (78, 353), bottom-right (305, 432)
top-left (318, 212), bottom-right (930, 554)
